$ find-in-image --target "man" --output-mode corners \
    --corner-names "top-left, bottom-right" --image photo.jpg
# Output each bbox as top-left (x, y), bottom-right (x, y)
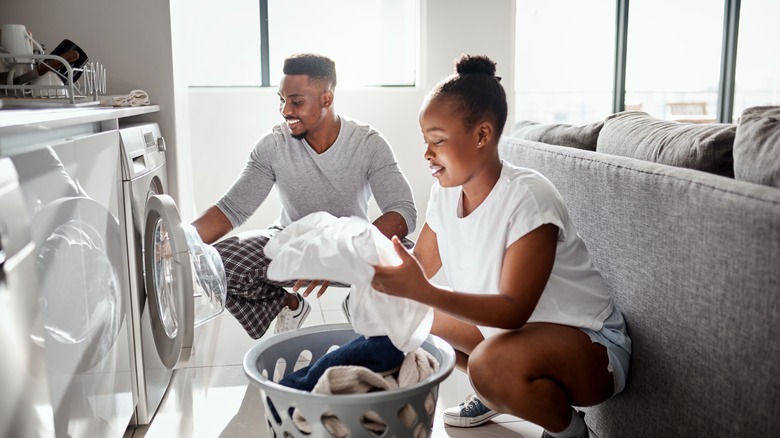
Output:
top-left (192, 53), bottom-right (417, 339)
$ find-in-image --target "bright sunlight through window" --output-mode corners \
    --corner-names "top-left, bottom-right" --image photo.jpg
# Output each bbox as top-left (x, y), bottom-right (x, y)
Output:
top-left (185, 0), bottom-right (418, 87)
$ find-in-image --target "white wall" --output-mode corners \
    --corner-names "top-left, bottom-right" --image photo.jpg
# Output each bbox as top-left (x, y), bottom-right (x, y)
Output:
top-left (3, 0), bottom-right (196, 217)
top-left (185, 0), bottom-right (516, 238)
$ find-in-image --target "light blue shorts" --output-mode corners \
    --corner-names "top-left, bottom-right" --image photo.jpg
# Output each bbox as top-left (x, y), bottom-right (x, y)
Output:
top-left (579, 307), bottom-right (632, 396)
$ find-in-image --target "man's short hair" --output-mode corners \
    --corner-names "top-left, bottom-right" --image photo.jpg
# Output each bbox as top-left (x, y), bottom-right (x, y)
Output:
top-left (283, 53), bottom-right (337, 90)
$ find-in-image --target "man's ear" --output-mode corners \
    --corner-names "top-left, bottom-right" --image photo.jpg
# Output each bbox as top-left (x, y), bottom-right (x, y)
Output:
top-left (476, 122), bottom-right (494, 148)
top-left (322, 89), bottom-right (334, 108)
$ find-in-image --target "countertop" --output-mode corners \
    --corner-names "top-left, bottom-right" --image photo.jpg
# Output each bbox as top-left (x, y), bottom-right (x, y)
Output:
top-left (0, 105), bottom-right (160, 130)
top-left (0, 105), bottom-right (160, 156)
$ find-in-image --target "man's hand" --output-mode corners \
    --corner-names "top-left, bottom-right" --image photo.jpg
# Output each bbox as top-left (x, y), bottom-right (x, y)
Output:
top-left (294, 279), bottom-right (331, 298)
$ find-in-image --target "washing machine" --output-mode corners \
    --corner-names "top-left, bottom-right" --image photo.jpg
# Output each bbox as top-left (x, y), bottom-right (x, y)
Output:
top-left (119, 122), bottom-right (225, 426)
top-left (8, 132), bottom-right (135, 438)
top-left (0, 158), bottom-right (55, 438)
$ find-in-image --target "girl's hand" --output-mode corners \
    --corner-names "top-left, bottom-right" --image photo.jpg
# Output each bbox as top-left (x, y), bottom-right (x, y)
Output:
top-left (371, 236), bottom-right (429, 300)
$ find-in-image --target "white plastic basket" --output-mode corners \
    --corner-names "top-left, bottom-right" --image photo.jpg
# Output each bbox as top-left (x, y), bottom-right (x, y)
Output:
top-left (243, 323), bottom-right (456, 437)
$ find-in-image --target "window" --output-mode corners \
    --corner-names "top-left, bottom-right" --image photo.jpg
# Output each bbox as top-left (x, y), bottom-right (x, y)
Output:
top-left (184, 0), bottom-right (263, 86)
top-left (514, 0), bottom-right (616, 124)
top-left (624, 0), bottom-right (723, 122)
top-left (733, 0), bottom-right (780, 120)
top-left (185, 0), bottom-right (418, 87)
top-left (515, 0), bottom-right (778, 125)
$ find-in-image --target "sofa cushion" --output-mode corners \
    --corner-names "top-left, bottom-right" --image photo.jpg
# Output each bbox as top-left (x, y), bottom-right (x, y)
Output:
top-left (733, 106), bottom-right (780, 188)
top-left (510, 120), bottom-right (602, 151)
top-left (596, 111), bottom-right (736, 177)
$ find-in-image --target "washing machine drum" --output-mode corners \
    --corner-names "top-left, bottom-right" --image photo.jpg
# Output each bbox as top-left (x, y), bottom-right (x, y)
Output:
top-left (144, 194), bottom-right (226, 369)
top-left (32, 197), bottom-right (125, 374)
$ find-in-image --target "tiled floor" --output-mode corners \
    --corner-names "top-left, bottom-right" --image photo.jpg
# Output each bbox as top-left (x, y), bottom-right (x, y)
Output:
top-left (124, 287), bottom-right (551, 438)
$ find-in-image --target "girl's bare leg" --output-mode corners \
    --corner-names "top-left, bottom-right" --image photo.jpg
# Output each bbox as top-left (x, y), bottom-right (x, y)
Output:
top-left (431, 309), bottom-right (484, 372)
top-left (468, 323), bottom-right (613, 433)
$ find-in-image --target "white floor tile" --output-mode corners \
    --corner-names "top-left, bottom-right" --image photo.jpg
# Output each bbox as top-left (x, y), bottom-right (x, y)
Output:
top-left (308, 285), bottom-right (350, 311)
top-left (322, 309), bottom-right (350, 325)
top-left (300, 308), bottom-right (325, 327)
top-left (287, 287), bottom-right (323, 312)
top-left (434, 420), bottom-right (544, 437)
top-left (185, 315), bottom-right (255, 368)
top-left (130, 365), bottom-right (269, 438)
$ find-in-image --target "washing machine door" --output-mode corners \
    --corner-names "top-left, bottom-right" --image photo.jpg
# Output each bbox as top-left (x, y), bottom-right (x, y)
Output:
top-left (143, 194), bottom-right (194, 369)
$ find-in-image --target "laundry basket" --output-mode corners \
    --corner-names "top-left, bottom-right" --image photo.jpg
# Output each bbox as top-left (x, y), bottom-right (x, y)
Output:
top-left (244, 323), bottom-right (456, 438)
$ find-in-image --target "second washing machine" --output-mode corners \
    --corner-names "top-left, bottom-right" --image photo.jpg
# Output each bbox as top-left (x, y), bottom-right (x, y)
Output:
top-left (0, 158), bottom-right (55, 438)
top-left (8, 131), bottom-right (135, 438)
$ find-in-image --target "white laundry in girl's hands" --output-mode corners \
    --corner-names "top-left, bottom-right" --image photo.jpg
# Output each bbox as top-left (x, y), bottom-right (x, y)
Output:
top-left (265, 213), bottom-right (372, 284)
top-left (266, 212), bottom-right (433, 352)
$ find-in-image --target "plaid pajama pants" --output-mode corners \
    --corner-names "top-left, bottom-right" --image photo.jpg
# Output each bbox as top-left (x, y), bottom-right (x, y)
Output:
top-left (214, 227), bottom-right (414, 339)
top-left (213, 228), bottom-right (295, 339)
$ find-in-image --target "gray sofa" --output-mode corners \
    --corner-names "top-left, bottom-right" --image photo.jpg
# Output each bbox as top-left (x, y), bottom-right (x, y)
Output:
top-left (499, 111), bottom-right (780, 436)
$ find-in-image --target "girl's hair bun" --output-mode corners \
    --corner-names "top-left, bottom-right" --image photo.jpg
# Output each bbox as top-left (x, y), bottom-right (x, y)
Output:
top-left (455, 54), bottom-right (497, 76)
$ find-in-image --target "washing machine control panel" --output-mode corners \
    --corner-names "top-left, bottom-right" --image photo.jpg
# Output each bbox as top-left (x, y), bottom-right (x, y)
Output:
top-left (119, 123), bottom-right (166, 180)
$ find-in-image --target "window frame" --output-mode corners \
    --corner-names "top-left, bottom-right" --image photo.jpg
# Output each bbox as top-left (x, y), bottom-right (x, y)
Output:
top-left (612, 0), bottom-right (742, 123)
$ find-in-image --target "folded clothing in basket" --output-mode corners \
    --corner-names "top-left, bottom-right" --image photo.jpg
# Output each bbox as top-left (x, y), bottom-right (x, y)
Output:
top-left (265, 212), bottom-right (433, 352)
top-left (292, 347), bottom-right (440, 438)
top-left (279, 335), bottom-right (404, 392)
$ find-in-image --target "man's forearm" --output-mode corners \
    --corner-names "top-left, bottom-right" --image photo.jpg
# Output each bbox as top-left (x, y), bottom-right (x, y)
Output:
top-left (192, 205), bottom-right (233, 244)
top-left (372, 211), bottom-right (409, 239)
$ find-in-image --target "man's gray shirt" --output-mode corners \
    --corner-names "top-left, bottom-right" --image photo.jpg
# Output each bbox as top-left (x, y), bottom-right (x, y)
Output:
top-left (216, 115), bottom-right (417, 233)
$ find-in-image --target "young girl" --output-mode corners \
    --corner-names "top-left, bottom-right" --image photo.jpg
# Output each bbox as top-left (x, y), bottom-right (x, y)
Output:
top-left (371, 55), bottom-right (631, 437)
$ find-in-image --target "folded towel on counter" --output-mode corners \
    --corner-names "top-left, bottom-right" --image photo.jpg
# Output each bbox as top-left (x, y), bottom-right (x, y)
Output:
top-left (292, 348), bottom-right (440, 437)
top-left (98, 89), bottom-right (150, 107)
top-left (279, 335), bottom-right (404, 391)
top-left (265, 212), bottom-right (433, 352)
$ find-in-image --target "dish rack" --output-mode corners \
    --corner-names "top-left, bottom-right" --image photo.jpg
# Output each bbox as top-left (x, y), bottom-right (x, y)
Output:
top-left (0, 53), bottom-right (106, 107)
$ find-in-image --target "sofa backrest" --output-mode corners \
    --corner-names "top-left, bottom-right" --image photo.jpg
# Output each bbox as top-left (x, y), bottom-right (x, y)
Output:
top-left (499, 136), bottom-right (780, 436)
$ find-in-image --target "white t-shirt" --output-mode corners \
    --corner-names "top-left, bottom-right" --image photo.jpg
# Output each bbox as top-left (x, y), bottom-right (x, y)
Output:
top-left (426, 161), bottom-right (613, 338)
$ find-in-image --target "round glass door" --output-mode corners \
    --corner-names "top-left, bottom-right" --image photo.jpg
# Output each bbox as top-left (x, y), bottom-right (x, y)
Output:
top-left (143, 194), bottom-right (193, 369)
top-left (151, 218), bottom-right (180, 339)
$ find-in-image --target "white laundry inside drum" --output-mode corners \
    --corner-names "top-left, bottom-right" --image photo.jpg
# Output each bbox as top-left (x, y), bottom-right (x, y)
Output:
top-left (183, 223), bottom-right (226, 328)
top-left (148, 220), bottom-right (226, 339)
top-left (149, 218), bottom-right (179, 339)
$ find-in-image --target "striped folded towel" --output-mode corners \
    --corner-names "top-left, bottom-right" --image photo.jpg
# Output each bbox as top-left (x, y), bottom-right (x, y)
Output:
top-left (99, 89), bottom-right (150, 107)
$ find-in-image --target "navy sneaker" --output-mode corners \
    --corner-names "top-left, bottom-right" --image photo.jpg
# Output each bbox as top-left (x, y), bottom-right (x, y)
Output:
top-left (442, 393), bottom-right (500, 428)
